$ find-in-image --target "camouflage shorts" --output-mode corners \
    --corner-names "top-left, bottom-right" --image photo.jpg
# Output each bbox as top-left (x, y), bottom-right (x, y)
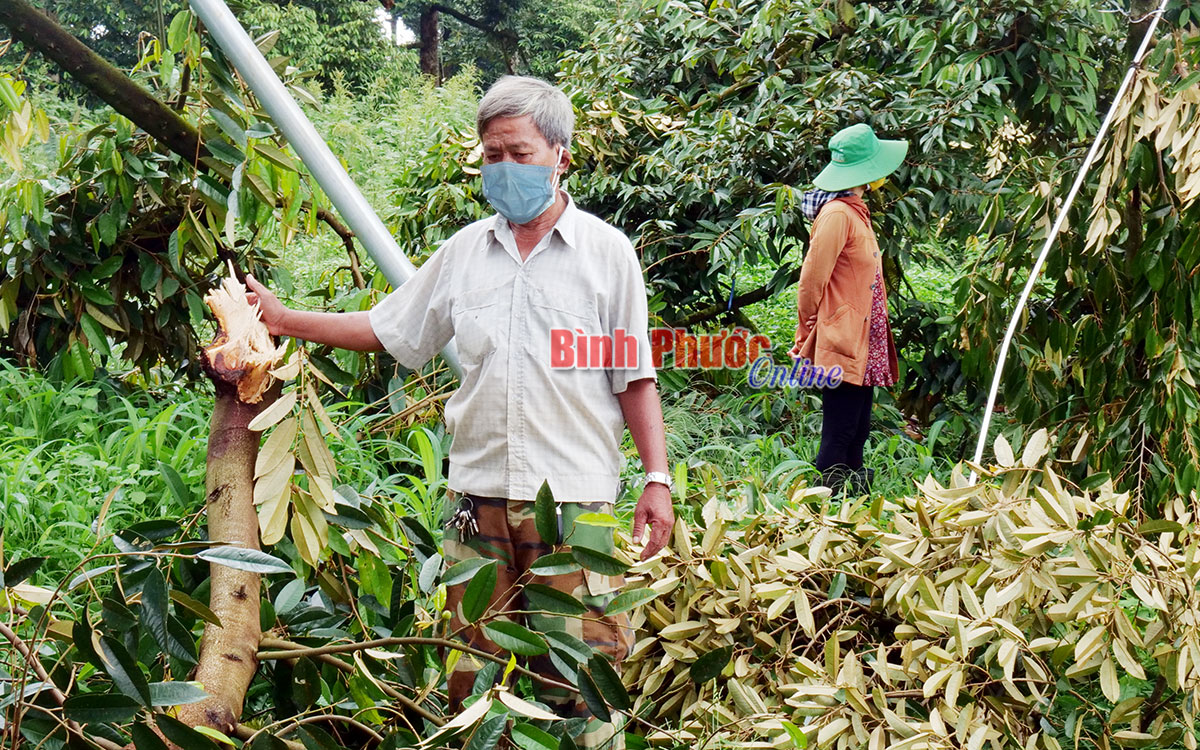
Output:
top-left (443, 493), bottom-right (632, 750)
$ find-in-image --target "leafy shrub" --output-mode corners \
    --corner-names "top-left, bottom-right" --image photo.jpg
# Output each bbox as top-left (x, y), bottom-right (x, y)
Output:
top-left (624, 430), bottom-right (1198, 749)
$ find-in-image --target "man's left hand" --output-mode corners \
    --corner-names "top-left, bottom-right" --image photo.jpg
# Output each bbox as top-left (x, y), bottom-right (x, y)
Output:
top-left (632, 483), bottom-right (675, 561)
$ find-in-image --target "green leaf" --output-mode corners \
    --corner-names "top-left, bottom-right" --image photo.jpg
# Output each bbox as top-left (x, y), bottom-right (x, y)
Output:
top-left (97, 211), bottom-right (119, 246)
top-left (3, 556), bottom-right (45, 588)
top-left (209, 109), bottom-right (247, 150)
top-left (530, 553), bottom-right (581, 577)
top-left (1138, 520), bottom-right (1183, 535)
top-left (99, 636), bottom-right (151, 705)
top-left (273, 580), bottom-right (306, 616)
top-left (576, 669), bottom-right (611, 723)
top-left (358, 552), bottom-right (393, 607)
top-left (559, 733), bottom-right (580, 750)
top-left (397, 516), bottom-right (438, 555)
top-left (781, 720), bottom-right (808, 748)
top-left (296, 725), bottom-right (342, 750)
top-left (483, 621), bottom-right (549, 656)
top-left (462, 560), bottom-right (498, 623)
top-left (197, 546), bottom-right (292, 574)
top-left (158, 461), bottom-right (191, 507)
top-left (140, 568), bottom-right (176, 660)
top-left (170, 590), bottom-right (222, 627)
top-left (543, 630), bottom-right (592, 665)
top-left (443, 557), bottom-right (498, 587)
top-left (465, 714), bottom-right (508, 750)
top-left (587, 653), bottom-right (630, 710)
top-left (689, 645), bottom-right (733, 683)
top-left (149, 681), bottom-right (209, 707)
top-left (78, 313), bottom-right (112, 358)
top-left (132, 721), bottom-right (171, 750)
top-left (524, 584), bottom-right (587, 615)
top-left (574, 512), bottom-right (620, 528)
top-left (248, 734), bottom-right (290, 750)
top-left (827, 572), bottom-right (847, 600)
top-left (156, 713), bottom-right (220, 750)
top-left (512, 722), bottom-right (559, 750)
top-left (604, 587), bottom-right (657, 615)
top-left (205, 138), bottom-right (246, 166)
top-left (254, 142), bottom-right (299, 172)
top-left (536, 480), bottom-right (558, 545)
top-left (569, 546), bottom-right (627, 576)
top-left (63, 693), bottom-right (140, 724)
top-left (69, 565), bottom-right (117, 591)
top-left (167, 618), bottom-right (199, 665)
top-left (167, 11), bottom-right (193, 53)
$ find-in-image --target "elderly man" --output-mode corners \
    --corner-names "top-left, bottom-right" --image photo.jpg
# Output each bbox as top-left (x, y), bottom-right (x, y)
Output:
top-left (245, 75), bottom-right (673, 748)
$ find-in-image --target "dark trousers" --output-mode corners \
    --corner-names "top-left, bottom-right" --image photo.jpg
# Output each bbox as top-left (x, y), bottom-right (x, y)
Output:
top-left (815, 382), bottom-right (874, 472)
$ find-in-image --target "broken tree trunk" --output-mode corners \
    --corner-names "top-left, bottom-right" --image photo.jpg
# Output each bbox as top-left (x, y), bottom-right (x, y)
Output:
top-left (178, 269), bottom-right (284, 734)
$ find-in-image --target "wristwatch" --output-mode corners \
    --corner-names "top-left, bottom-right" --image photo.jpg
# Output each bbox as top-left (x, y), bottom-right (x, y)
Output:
top-left (643, 471), bottom-right (673, 492)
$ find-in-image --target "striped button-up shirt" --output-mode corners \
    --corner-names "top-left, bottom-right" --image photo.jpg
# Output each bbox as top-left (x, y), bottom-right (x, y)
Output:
top-left (368, 195), bottom-right (656, 503)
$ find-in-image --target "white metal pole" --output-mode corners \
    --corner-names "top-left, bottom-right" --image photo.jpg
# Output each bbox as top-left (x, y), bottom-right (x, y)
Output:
top-left (188, 0), bottom-right (461, 376)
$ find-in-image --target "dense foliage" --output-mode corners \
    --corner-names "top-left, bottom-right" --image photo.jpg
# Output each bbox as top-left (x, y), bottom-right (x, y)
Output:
top-left (627, 433), bottom-right (1199, 749)
top-left (956, 6), bottom-right (1200, 502)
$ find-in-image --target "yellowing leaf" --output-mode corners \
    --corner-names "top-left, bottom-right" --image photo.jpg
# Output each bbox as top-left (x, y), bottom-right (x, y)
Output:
top-left (255, 416), bottom-right (296, 478)
top-left (496, 687), bottom-right (561, 721)
top-left (1021, 428), bottom-right (1050, 467)
top-left (248, 390), bottom-right (297, 431)
top-left (994, 433), bottom-right (1015, 468)
top-left (253, 453), bottom-right (294, 508)
top-left (1100, 655), bottom-right (1121, 702)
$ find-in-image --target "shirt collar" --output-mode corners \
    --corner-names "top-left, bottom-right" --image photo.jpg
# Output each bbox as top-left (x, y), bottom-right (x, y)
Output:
top-left (489, 192), bottom-right (580, 256)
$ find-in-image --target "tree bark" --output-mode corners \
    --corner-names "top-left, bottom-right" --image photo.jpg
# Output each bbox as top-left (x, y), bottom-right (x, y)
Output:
top-left (176, 387), bottom-right (266, 735)
top-left (419, 6), bottom-right (441, 80)
top-left (178, 273), bottom-right (284, 734)
top-left (0, 0), bottom-right (207, 163)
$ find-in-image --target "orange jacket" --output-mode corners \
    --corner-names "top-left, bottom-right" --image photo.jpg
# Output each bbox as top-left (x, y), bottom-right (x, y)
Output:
top-left (794, 196), bottom-right (898, 387)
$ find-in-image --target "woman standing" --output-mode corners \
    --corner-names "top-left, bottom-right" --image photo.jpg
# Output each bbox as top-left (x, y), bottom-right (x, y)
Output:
top-left (790, 123), bottom-right (906, 494)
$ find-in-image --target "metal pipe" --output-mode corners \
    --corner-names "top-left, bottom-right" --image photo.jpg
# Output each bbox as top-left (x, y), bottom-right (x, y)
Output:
top-left (188, 0), bottom-right (461, 376)
top-left (969, 0), bottom-right (1169, 483)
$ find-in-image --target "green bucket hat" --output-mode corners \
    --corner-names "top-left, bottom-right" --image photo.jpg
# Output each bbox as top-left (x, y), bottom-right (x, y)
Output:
top-left (813, 123), bottom-right (908, 192)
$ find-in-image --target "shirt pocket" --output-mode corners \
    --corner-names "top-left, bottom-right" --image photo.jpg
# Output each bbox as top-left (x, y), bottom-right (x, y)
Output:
top-left (453, 283), bottom-right (510, 365)
top-left (529, 285), bottom-right (599, 362)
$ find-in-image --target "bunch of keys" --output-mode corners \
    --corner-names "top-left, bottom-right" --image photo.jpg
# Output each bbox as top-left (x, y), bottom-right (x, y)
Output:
top-left (446, 495), bottom-right (478, 540)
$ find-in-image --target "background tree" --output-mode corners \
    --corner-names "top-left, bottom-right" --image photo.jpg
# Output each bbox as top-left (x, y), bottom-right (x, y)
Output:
top-left (956, 1), bottom-right (1200, 503)
top-left (393, 0), bottom-right (609, 82)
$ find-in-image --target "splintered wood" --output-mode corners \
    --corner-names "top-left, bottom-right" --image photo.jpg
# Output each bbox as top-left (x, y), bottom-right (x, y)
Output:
top-left (203, 265), bottom-right (285, 403)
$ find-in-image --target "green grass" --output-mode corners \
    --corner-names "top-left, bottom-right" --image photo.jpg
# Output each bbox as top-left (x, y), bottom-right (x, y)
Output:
top-left (0, 362), bottom-right (212, 580)
top-left (0, 360), bottom-right (456, 582)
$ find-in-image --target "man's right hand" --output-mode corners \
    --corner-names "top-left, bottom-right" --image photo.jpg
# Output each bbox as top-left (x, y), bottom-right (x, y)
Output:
top-left (245, 274), bottom-right (289, 336)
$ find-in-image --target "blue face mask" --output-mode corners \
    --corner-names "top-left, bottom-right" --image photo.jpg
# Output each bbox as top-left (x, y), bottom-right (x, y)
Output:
top-left (481, 147), bottom-right (563, 225)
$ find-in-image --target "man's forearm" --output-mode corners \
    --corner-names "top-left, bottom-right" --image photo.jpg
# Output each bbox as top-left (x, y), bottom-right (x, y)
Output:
top-left (617, 378), bottom-right (669, 474)
top-left (278, 309), bottom-right (384, 352)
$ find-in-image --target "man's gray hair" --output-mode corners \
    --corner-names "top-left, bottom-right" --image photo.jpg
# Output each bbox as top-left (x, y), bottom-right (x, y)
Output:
top-left (477, 76), bottom-right (575, 148)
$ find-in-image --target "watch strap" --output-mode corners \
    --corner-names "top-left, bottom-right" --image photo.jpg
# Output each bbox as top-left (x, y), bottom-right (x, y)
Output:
top-left (644, 471), bottom-right (673, 491)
